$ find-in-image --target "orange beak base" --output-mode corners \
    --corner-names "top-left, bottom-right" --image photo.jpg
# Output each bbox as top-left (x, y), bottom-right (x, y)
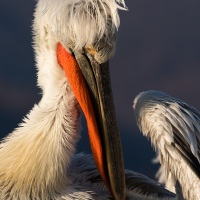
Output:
top-left (57, 43), bottom-right (126, 200)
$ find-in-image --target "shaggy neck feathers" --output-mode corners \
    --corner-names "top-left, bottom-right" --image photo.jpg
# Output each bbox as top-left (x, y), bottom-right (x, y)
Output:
top-left (0, 22), bottom-right (81, 200)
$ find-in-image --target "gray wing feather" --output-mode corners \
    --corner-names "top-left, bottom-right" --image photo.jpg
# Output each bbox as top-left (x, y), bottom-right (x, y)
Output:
top-left (125, 170), bottom-right (175, 199)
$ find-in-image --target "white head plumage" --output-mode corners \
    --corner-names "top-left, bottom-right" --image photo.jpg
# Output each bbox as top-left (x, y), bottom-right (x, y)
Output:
top-left (34, 0), bottom-right (127, 63)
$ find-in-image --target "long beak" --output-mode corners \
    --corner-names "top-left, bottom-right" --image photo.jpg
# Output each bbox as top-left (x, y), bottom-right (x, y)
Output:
top-left (74, 52), bottom-right (126, 200)
top-left (57, 43), bottom-right (126, 200)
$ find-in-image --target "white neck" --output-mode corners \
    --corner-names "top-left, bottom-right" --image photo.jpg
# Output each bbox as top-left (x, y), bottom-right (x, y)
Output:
top-left (173, 159), bottom-right (200, 200)
top-left (158, 154), bottom-right (200, 200)
top-left (0, 29), bottom-right (81, 199)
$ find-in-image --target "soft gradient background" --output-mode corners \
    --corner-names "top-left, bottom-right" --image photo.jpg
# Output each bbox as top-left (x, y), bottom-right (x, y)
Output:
top-left (1, 0), bottom-right (200, 180)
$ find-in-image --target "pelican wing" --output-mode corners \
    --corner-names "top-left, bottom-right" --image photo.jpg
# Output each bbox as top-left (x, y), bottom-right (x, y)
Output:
top-left (133, 90), bottom-right (200, 183)
top-left (69, 154), bottom-right (175, 199)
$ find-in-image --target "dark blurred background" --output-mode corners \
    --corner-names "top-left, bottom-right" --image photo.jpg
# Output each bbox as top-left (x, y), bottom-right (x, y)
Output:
top-left (1, 0), bottom-right (200, 180)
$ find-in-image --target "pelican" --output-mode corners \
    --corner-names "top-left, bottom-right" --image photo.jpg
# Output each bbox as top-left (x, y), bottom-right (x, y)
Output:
top-left (1, 0), bottom-right (178, 199)
top-left (134, 90), bottom-right (200, 200)
top-left (0, 0), bottom-right (126, 199)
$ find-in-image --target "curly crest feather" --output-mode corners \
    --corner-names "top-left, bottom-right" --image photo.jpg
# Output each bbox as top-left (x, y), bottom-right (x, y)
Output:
top-left (34, 0), bottom-right (127, 53)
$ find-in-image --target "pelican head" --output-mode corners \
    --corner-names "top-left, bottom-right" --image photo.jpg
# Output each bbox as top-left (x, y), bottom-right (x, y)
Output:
top-left (34, 0), bottom-right (126, 64)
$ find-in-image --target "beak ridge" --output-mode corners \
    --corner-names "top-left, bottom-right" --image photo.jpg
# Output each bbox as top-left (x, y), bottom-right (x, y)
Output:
top-left (74, 52), bottom-right (126, 200)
